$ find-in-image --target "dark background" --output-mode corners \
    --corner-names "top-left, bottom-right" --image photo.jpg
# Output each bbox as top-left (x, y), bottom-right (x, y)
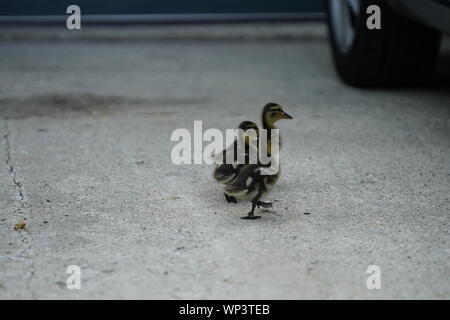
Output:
top-left (0, 0), bottom-right (324, 15)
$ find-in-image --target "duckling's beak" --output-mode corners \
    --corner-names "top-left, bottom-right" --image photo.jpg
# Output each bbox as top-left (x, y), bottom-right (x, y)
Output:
top-left (281, 110), bottom-right (293, 119)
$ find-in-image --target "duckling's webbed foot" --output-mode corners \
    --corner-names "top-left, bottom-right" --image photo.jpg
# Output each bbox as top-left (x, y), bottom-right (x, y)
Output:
top-left (257, 201), bottom-right (272, 208)
top-left (224, 194), bottom-right (237, 203)
top-left (241, 199), bottom-right (261, 220)
top-left (241, 213), bottom-right (261, 220)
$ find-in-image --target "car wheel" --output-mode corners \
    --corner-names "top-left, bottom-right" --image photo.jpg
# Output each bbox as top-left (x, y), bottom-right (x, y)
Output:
top-left (325, 0), bottom-right (441, 87)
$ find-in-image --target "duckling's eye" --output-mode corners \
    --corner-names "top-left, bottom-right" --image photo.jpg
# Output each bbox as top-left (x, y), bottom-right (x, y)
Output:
top-left (270, 112), bottom-right (277, 117)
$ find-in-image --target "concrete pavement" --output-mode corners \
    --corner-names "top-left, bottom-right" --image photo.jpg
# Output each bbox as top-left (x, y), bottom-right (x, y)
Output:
top-left (0, 23), bottom-right (449, 299)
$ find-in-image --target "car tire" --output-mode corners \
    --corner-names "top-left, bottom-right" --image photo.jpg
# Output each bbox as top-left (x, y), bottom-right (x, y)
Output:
top-left (325, 0), bottom-right (441, 87)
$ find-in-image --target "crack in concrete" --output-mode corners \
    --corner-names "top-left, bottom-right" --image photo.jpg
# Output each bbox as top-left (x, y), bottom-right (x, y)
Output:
top-left (3, 118), bottom-right (24, 203)
top-left (2, 117), bottom-right (35, 298)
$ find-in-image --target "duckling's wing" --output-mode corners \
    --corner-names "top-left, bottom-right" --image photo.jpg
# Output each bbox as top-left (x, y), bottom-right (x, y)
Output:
top-left (233, 164), bottom-right (259, 184)
top-left (224, 164), bottom-right (261, 196)
top-left (213, 163), bottom-right (237, 183)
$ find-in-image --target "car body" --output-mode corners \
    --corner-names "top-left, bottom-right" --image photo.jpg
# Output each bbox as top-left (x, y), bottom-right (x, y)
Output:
top-left (325, 0), bottom-right (450, 86)
top-left (389, 0), bottom-right (450, 35)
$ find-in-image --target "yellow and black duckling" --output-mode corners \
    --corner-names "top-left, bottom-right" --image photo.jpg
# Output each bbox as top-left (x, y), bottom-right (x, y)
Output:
top-left (212, 120), bottom-right (259, 203)
top-left (261, 102), bottom-right (292, 150)
top-left (224, 103), bottom-right (292, 219)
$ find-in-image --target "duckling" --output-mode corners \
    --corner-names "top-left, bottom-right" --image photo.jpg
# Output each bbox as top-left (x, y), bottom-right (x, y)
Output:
top-left (261, 102), bottom-right (293, 149)
top-left (224, 103), bottom-right (292, 219)
top-left (223, 162), bottom-right (276, 219)
top-left (212, 121), bottom-right (259, 203)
